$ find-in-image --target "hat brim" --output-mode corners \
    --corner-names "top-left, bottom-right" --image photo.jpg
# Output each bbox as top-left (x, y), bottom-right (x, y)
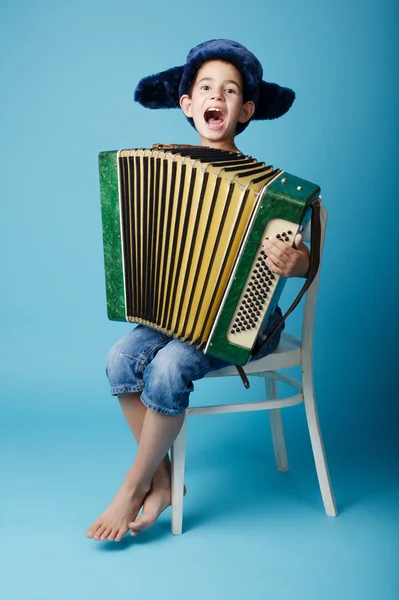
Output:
top-left (135, 66), bottom-right (294, 118)
top-left (134, 66), bottom-right (295, 135)
top-left (134, 66), bottom-right (184, 109)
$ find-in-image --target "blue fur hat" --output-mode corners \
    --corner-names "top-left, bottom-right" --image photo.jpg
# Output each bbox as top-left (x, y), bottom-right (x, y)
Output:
top-left (134, 39), bottom-right (295, 134)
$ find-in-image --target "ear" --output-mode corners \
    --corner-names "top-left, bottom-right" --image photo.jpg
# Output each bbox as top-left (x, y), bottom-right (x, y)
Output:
top-left (179, 94), bottom-right (192, 117)
top-left (238, 100), bottom-right (255, 124)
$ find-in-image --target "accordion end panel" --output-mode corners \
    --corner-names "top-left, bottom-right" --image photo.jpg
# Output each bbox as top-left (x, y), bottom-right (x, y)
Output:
top-left (99, 151), bottom-right (126, 322)
top-left (206, 172), bottom-right (321, 365)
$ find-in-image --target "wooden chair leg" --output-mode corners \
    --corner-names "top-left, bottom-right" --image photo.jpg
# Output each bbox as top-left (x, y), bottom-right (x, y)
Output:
top-left (265, 377), bottom-right (289, 472)
top-left (302, 364), bottom-right (338, 517)
top-left (170, 416), bottom-right (187, 534)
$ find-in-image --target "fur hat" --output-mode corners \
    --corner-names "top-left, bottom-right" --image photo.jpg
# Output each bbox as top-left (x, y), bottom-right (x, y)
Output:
top-left (134, 39), bottom-right (295, 134)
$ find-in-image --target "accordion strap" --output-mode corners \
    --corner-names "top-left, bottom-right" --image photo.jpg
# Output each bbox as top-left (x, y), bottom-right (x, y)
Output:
top-left (236, 365), bottom-right (250, 389)
top-left (235, 198), bottom-right (322, 389)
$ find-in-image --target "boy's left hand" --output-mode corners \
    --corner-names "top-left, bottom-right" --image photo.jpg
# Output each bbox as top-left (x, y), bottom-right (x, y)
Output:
top-left (262, 234), bottom-right (310, 278)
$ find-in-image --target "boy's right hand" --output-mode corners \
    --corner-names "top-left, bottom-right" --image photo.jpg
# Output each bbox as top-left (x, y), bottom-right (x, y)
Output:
top-left (262, 234), bottom-right (310, 278)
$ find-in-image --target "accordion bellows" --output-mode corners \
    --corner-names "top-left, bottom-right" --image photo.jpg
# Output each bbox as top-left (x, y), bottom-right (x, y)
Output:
top-left (99, 146), bottom-right (320, 365)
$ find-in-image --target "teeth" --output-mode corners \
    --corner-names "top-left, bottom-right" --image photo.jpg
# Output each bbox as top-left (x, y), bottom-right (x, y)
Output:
top-left (207, 108), bottom-right (222, 113)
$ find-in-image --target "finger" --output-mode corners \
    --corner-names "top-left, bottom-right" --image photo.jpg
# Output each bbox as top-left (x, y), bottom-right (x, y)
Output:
top-left (294, 233), bottom-right (308, 250)
top-left (263, 237), bottom-right (294, 259)
top-left (266, 255), bottom-right (285, 271)
top-left (266, 258), bottom-right (284, 276)
top-left (265, 241), bottom-right (293, 263)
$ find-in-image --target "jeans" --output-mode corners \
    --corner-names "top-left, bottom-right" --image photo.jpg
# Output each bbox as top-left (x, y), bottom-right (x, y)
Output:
top-left (106, 308), bottom-right (284, 416)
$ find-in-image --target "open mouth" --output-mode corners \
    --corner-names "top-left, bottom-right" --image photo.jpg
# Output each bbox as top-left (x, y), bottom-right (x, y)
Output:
top-left (204, 107), bottom-right (224, 129)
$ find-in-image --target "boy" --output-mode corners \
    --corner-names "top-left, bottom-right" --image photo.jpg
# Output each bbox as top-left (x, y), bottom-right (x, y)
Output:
top-left (86, 39), bottom-right (310, 542)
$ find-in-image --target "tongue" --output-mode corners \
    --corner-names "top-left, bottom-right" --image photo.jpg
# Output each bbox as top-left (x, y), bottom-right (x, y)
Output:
top-left (208, 117), bottom-right (223, 127)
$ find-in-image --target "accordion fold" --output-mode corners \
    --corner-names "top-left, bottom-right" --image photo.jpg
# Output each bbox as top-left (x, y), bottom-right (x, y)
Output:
top-left (99, 146), bottom-right (320, 365)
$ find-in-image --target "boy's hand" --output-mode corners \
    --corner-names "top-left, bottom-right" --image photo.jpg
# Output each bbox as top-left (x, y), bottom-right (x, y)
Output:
top-left (262, 234), bottom-right (310, 278)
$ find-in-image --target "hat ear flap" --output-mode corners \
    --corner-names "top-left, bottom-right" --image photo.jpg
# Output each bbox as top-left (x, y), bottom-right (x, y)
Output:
top-left (134, 66), bottom-right (185, 109)
top-left (254, 81), bottom-right (295, 120)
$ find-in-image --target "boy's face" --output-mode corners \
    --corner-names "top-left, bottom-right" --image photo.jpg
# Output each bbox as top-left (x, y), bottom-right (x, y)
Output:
top-left (179, 60), bottom-right (255, 152)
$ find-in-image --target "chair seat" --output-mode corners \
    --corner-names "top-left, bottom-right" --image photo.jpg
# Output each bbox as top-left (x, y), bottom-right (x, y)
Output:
top-left (204, 333), bottom-right (302, 378)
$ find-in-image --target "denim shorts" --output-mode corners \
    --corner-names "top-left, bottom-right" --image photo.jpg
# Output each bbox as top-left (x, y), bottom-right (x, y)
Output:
top-left (106, 308), bottom-right (284, 416)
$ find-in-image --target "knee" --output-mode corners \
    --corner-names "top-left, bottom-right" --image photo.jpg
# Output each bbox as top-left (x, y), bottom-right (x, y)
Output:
top-left (105, 331), bottom-right (145, 387)
top-left (143, 342), bottom-right (200, 395)
top-left (105, 339), bottom-right (129, 385)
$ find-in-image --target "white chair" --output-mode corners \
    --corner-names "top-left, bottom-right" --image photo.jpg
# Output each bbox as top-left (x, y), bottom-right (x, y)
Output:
top-left (170, 205), bottom-right (337, 534)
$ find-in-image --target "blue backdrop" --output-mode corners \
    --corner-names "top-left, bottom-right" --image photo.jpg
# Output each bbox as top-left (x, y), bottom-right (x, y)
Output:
top-left (1, 1), bottom-right (398, 599)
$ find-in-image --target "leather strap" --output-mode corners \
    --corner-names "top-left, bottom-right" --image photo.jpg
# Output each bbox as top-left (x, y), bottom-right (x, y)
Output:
top-left (236, 365), bottom-right (250, 388)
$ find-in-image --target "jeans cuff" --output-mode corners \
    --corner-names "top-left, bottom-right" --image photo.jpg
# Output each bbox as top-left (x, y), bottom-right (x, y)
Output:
top-left (141, 392), bottom-right (187, 416)
top-left (110, 384), bottom-right (144, 396)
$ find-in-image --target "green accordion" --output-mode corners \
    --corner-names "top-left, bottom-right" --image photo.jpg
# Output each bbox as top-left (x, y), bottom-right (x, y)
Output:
top-left (99, 145), bottom-right (320, 365)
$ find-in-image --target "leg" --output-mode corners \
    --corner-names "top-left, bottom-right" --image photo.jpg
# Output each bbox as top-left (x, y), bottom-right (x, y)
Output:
top-left (87, 326), bottom-right (177, 542)
top-left (130, 338), bottom-right (222, 535)
top-left (86, 402), bottom-right (185, 541)
top-left (119, 392), bottom-right (172, 485)
top-left (265, 376), bottom-right (289, 472)
top-left (302, 361), bottom-right (337, 516)
top-left (119, 393), bottom-right (187, 536)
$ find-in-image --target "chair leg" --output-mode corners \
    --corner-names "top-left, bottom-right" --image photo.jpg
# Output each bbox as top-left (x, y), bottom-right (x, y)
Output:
top-left (170, 416), bottom-right (187, 535)
top-left (265, 377), bottom-right (289, 472)
top-left (302, 365), bottom-right (338, 517)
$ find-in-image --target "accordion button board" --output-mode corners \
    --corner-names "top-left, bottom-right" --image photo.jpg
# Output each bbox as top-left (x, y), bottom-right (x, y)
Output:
top-left (226, 217), bottom-right (297, 348)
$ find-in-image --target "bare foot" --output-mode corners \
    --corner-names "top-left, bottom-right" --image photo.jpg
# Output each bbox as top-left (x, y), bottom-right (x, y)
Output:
top-left (86, 481), bottom-right (150, 542)
top-left (129, 479), bottom-right (187, 536)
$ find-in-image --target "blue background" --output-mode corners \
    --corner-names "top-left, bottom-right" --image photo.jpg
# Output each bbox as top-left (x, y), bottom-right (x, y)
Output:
top-left (1, 0), bottom-right (398, 598)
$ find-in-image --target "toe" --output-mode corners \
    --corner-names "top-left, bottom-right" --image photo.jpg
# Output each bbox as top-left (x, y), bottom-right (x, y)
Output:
top-left (128, 519), bottom-right (141, 530)
top-left (129, 515), bottom-right (153, 532)
top-left (107, 529), bottom-right (117, 541)
top-left (100, 527), bottom-right (113, 541)
top-left (114, 527), bottom-right (128, 543)
top-left (86, 521), bottom-right (101, 538)
top-left (94, 525), bottom-right (107, 540)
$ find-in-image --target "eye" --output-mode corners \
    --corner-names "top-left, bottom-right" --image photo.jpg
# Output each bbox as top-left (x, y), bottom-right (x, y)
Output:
top-left (225, 88), bottom-right (237, 94)
top-left (200, 84), bottom-right (210, 91)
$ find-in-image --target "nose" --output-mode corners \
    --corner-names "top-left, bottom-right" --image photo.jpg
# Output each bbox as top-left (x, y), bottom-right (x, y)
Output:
top-left (209, 88), bottom-right (223, 101)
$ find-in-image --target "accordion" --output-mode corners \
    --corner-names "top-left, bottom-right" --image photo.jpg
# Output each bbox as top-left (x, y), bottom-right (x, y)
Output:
top-left (99, 145), bottom-right (320, 366)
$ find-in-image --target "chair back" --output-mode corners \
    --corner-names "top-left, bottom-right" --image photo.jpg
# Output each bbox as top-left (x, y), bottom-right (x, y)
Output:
top-left (301, 204), bottom-right (328, 357)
